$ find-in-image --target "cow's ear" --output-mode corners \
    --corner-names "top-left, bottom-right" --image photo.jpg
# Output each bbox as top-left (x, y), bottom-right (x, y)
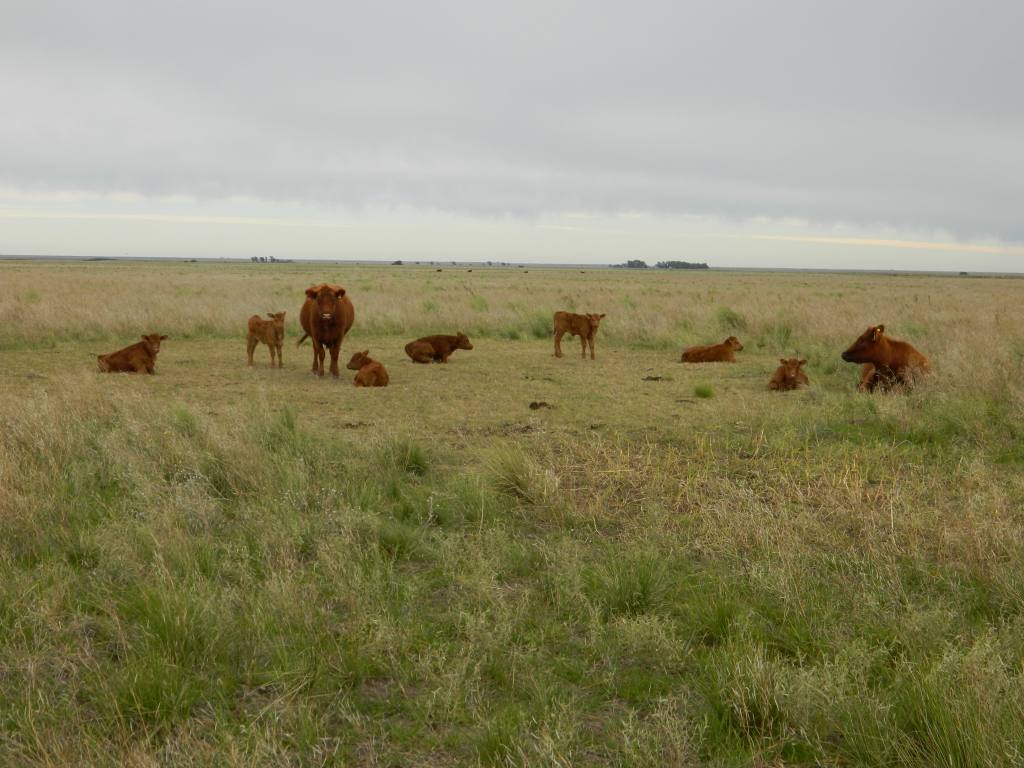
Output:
top-left (875, 324), bottom-right (885, 336)
top-left (267, 312), bottom-right (275, 318)
top-left (361, 349), bottom-right (369, 356)
top-left (160, 335), bottom-right (168, 340)
top-left (334, 288), bottom-right (346, 298)
top-left (599, 313), bottom-right (606, 319)
top-left (780, 358), bottom-right (787, 365)
top-left (798, 358), bottom-right (807, 365)
top-left (141, 335), bottom-right (147, 341)
top-left (305, 288), bottom-right (318, 299)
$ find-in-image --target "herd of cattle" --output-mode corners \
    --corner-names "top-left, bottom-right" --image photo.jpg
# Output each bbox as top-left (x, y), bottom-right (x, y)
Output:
top-left (95, 282), bottom-right (932, 393)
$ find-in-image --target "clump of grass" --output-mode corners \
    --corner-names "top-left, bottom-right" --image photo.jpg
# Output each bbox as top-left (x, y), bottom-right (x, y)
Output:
top-left (717, 306), bottom-right (748, 332)
top-left (486, 446), bottom-right (559, 507)
top-left (469, 295), bottom-right (489, 312)
top-left (585, 553), bottom-right (671, 620)
top-left (377, 435), bottom-right (430, 476)
top-left (528, 311), bottom-right (553, 340)
top-left (695, 384), bottom-right (714, 398)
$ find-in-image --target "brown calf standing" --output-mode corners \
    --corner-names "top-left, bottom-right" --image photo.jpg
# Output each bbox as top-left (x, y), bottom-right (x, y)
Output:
top-left (97, 334), bottom-right (168, 374)
top-left (769, 358), bottom-right (810, 391)
top-left (347, 350), bottom-right (390, 387)
top-left (841, 324), bottom-right (931, 392)
top-left (405, 333), bottom-right (473, 363)
top-left (681, 336), bottom-right (744, 363)
top-left (553, 311), bottom-right (606, 359)
top-left (247, 311), bottom-right (286, 367)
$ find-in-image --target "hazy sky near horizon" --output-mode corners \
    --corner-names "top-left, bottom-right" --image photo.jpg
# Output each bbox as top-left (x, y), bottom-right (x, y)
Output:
top-left (2, 1), bottom-right (1022, 269)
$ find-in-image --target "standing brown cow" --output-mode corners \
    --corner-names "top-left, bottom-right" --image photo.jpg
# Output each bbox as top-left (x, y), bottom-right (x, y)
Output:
top-left (297, 283), bottom-right (355, 377)
top-left (97, 334), bottom-right (167, 374)
top-left (247, 311), bottom-right (286, 367)
top-left (841, 324), bottom-right (931, 392)
top-left (553, 311), bottom-right (605, 359)
top-left (347, 350), bottom-right (390, 386)
top-left (681, 336), bottom-right (744, 363)
top-left (769, 358), bottom-right (810, 391)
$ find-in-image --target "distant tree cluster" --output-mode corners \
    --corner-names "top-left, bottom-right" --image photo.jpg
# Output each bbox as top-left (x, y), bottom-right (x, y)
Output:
top-left (655, 260), bottom-right (709, 270)
top-left (614, 259), bottom-right (649, 269)
top-left (249, 256), bottom-right (292, 263)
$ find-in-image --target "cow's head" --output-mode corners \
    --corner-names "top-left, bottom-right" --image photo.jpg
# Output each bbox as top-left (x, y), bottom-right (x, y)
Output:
top-left (455, 332), bottom-right (474, 350)
top-left (305, 284), bottom-right (346, 321)
top-left (141, 334), bottom-right (168, 354)
top-left (347, 350), bottom-right (371, 370)
top-left (724, 336), bottom-right (744, 351)
top-left (842, 325), bottom-right (885, 363)
top-left (268, 311), bottom-right (286, 341)
top-left (777, 357), bottom-right (807, 383)
top-left (587, 313), bottom-right (606, 331)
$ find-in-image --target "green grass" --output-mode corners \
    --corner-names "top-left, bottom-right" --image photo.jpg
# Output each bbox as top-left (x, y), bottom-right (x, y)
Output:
top-left (1, 261), bottom-right (1023, 765)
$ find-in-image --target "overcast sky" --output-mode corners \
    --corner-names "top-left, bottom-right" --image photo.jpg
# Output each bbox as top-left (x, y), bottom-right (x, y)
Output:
top-left (2, 1), bottom-right (1022, 269)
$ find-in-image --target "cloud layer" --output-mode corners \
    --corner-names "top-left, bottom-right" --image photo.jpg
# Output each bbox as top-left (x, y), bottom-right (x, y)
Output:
top-left (2, 1), bottom-right (1022, 251)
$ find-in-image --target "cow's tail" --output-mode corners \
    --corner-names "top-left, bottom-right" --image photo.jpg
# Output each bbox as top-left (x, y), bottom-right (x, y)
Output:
top-left (296, 333), bottom-right (309, 346)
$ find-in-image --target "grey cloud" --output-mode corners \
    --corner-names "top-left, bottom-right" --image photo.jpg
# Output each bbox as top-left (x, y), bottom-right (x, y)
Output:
top-left (2, 0), bottom-right (1022, 240)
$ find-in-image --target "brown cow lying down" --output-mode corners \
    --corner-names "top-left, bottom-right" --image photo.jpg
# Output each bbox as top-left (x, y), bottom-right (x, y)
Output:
top-left (247, 311), bottom-right (286, 367)
top-left (553, 311), bottom-right (606, 359)
top-left (769, 358), bottom-right (809, 391)
top-left (681, 336), bottom-right (744, 363)
top-left (842, 324), bottom-right (931, 392)
top-left (97, 334), bottom-right (167, 374)
top-left (404, 333), bottom-right (473, 363)
top-left (346, 350), bottom-right (389, 387)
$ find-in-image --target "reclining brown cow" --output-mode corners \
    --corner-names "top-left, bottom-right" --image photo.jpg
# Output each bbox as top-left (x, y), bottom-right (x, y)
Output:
top-left (405, 333), bottom-right (473, 363)
top-left (297, 284), bottom-right (355, 377)
top-left (97, 334), bottom-right (168, 374)
top-left (681, 336), bottom-right (744, 363)
top-left (841, 324), bottom-right (931, 392)
top-left (247, 311), bottom-right (286, 367)
top-left (347, 350), bottom-right (390, 386)
top-left (769, 358), bottom-right (809, 391)
top-left (553, 311), bottom-right (605, 359)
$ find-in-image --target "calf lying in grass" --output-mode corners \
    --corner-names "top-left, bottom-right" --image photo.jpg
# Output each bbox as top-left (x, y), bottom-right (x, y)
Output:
top-left (769, 358), bottom-right (809, 391)
top-left (841, 324), bottom-right (931, 392)
top-left (405, 333), bottom-right (474, 363)
top-left (346, 350), bottom-right (389, 387)
top-left (97, 334), bottom-right (168, 374)
top-left (247, 312), bottom-right (286, 368)
top-left (681, 336), bottom-right (744, 363)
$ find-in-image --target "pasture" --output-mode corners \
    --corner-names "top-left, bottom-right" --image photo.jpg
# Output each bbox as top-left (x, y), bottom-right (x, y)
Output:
top-left (1, 259), bottom-right (1023, 766)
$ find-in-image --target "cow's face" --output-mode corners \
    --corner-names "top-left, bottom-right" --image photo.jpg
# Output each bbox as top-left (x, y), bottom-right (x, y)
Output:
top-left (456, 332), bottom-right (474, 350)
top-left (347, 350), bottom-right (370, 370)
top-left (141, 334), bottom-right (168, 354)
top-left (587, 313), bottom-right (606, 332)
top-left (778, 358), bottom-right (807, 382)
top-left (306, 285), bottom-right (345, 321)
top-left (842, 325), bottom-right (885, 363)
top-left (268, 311), bottom-right (286, 341)
top-left (725, 336), bottom-right (744, 351)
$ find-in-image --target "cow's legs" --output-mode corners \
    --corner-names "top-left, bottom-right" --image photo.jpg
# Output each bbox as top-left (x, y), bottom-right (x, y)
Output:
top-left (588, 336), bottom-right (595, 360)
top-left (554, 330), bottom-right (565, 357)
top-left (275, 344), bottom-right (283, 368)
top-left (579, 336), bottom-right (587, 359)
top-left (246, 334), bottom-right (257, 365)
top-left (329, 342), bottom-right (341, 378)
top-left (313, 341), bottom-right (325, 375)
top-left (269, 344), bottom-right (278, 367)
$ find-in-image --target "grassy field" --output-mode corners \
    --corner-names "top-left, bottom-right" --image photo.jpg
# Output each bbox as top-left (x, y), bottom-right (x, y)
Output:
top-left (1, 259), bottom-right (1023, 766)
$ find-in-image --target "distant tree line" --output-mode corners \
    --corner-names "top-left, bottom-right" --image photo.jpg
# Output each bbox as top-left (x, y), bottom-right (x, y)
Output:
top-left (656, 260), bottom-right (709, 270)
top-left (613, 259), bottom-right (710, 270)
top-left (249, 256), bottom-right (292, 263)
